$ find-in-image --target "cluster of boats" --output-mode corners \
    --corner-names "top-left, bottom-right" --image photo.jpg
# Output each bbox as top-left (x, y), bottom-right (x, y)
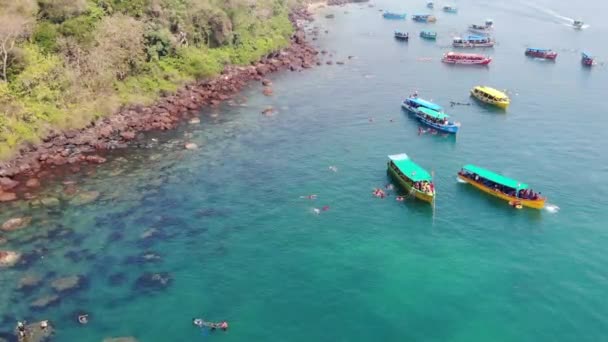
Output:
top-left (387, 154), bottom-right (546, 209)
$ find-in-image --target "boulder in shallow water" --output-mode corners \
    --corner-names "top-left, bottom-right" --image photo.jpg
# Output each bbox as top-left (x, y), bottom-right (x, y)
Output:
top-left (134, 272), bottom-right (172, 292)
top-left (17, 321), bottom-right (54, 342)
top-left (103, 337), bottom-right (139, 342)
top-left (17, 274), bottom-right (42, 292)
top-left (262, 87), bottom-right (273, 96)
top-left (184, 142), bottom-right (198, 150)
top-left (39, 197), bottom-right (60, 207)
top-left (0, 192), bottom-right (17, 202)
top-left (30, 294), bottom-right (60, 310)
top-left (70, 191), bottom-right (100, 206)
top-left (2, 217), bottom-right (31, 232)
top-left (0, 250), bottom-right (21, 268)
top-left (51, 275), bottom-right (86, 293)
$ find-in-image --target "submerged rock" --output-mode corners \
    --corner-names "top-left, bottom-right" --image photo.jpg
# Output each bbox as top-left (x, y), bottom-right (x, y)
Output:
top-left (51, 275), bottom-right (86, 293)
top-left (39, 197), bottom-right (60, 207)
top-left (262, 87), bottom-right (273, 96)
top-left (17, 274), bottom-right (42, 292)
top-left (70, 191), bottom-right (100, 206)
top-left (2, 217), bottom-right (32, 232)
top-left (30, 294), bottom-right (60, 310)
top-left (134, 272), bottom-right (172, 292)
top-left (108, 272), bottom-right (127, 286)
top-left (0, 251), bottom-right (21, 268)
top-left (103, 337), bottom-right (139, 342)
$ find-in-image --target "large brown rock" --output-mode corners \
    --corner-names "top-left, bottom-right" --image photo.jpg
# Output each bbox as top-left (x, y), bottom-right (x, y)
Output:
top-left (2, 217), bottom-right (32, 231)
top-left (0, 250), bottom-right (21, 268)
top-left (0, 177), bottom-right (19, 190)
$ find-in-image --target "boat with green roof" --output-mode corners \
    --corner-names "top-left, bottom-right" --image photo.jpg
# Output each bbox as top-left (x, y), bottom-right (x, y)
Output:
top-left (457, 164), bottom-right (546, 209)
top-left (387, 154), bottom-right (435, 204)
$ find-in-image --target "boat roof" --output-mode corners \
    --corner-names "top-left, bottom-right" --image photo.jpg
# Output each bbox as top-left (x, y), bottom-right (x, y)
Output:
top-left (474, 86), bottom-right (508, 99)
top-left (418, 107), bottom-right (449, 120)
top-left (462, 164), bottom-right (529, 189)
top-left (389, 154), bottom-right (432, 182)
top-left (447, 52), bottom-right (485, 57)
top-left (421, 30), bottom-right (437, 34)
top-left (408, 97), bottom-right (443, 111)
top-left (467, 35), bottom-right (487, 40)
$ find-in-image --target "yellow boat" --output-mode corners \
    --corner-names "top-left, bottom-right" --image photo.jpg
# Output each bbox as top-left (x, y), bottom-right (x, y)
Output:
top-left (457, 164), bottom-right (546, 209)
top-left (470, 86), bottom-right (510, 109)
top-left (387, 153), bottom-right (435, 204)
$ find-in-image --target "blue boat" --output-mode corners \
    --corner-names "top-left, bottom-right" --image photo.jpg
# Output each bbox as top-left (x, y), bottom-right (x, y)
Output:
top-left (412, 14), bottom-right (437, 22)
top-left (420, 30), bottom-right (437, 40)
top-left (401, 97), bottom-right (459, 133)
top-left (383, 12), bottom-right (406, 20)
top-left (394, 30), bottom-right (409, 40)
top-left (582, 52), bottom-right (594, 66)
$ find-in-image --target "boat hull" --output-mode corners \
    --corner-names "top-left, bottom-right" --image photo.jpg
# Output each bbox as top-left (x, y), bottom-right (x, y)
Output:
top-left (453, 42), bottom-right (494, 48)
top-left (416, 115), bottom-right (459, 133)
top-left (394, 34), bottom-right (409, 40)
top-left (525, 51), bottom-right (557, 60)
top-left (388, 164), bottom-right (434, 203)
top-left (442, 57), bottom-right (491, 65)
top-left (470, 90), bottom-right (509, 109)
top-left (458, 174), bottom-right (545, 209)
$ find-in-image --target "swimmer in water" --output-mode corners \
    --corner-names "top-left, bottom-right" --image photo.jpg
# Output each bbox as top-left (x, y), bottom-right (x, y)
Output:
top-left (193, 318), bottom-right (204, 327)
top-left (220, 322), bottom-right (229, 331)
top-left (78, 314), bottom-right (88, 325)
top-left (300, 194), bottom-right (317, 199)
top-left (329, 166), bottom-right (338, 172)
top-left (313, 208), bottom-right (321, 215)
top-left (322, 206), bottom-right (330, 211)
top-left (396, 196), bottom-right (404, 202)
top-left (385, 184), bottom-right (395, 191)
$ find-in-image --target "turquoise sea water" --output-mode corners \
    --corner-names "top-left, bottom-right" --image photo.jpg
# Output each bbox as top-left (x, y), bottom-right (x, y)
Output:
top-left (2, 0), bottom-right (608, 340)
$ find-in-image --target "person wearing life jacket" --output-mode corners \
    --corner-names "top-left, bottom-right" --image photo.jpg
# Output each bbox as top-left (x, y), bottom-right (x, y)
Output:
top-left (220, 321), bottom-right (229, 331)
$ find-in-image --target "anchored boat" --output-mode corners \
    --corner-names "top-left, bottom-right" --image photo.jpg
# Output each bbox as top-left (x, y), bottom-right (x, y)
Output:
top-left (458, 164), bottom-right (546, 209)
top-left (453, 35), bottom-right (495, 48)
top-left (468, 24), bottom-right (491, 35)
top-left (443, 5), bottom-right (458, 13)
top-left (470, 86), bottom-right (510, 109)
top-left (573, 20), bottom-right (584, 29)
top-left (412, 14), bottom-right (437, 22)
top-left (427, 2), bottom-right (434, 9)
top-left (401, 95), bottom-right (443, 113)
top-left (525, 48), bottom-right (558, 60)
top-left (394, 30), bottom-right (409, 40)
top-left (416, 107), bottom-right (460, 133)
top-left (442, 52), bottom-right (492, 65)
top-left (383, 12), bottom-right (406, 20)
top-left (387, 154), bottom-right (435, 204)
top-left (582, 52), bottom-right (594, 66)
top-left (420, 30), bottom-right (437, 40)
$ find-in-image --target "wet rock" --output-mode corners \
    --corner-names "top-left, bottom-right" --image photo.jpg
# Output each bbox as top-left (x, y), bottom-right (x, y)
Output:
top-left (25, 178), bottom-right (40, 188)
top-left (120, 131), bottom-right (136, 141)
top-left (70, 191), bottom-right (100, 206)
top-left (2, 217), bottom-right (32, 232)
top-left (134, 272), bottom-right (172, 292)
top-left (262, 87), bottom-right (273, 96)
top-left (103, 337), bottom-right (139, 342)
top-left (51, 275), bottom-right (86, 293)
top-left (261, 79), bottom-right (272, 86)
top-left (189, 117), bottom-right (201, 125)
top-left (0, 177), bottom-right (18, 191)
top-left (85, 155), bottom-right (107, 164)
top-left (184, 142), bottom-right (198, 150)
top-left (0, 251), bottom-right (21, 268)
top-left (17, 274), bottom-right (42, 292)
top-left (30, 294), bottom-right (60, 310)
top-left (0, 192), bottom-right (17, 202)
top-left (39, 197), bottom-right (60, 207)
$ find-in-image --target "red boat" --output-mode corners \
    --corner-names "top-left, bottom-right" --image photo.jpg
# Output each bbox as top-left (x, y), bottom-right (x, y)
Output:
top-left (525, 48), bottom-right (558, 60)
top-left (441, 52), bottom-right (492, 65)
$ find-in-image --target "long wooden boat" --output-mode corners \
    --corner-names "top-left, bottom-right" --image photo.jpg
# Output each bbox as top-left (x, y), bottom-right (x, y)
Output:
top-left (401, 96), bottom-right (443, 113)
top-left (387, 154), bottom-right (435, 204)
top-left (525, 48), bottom-right (557, 60)
top-left (412, 14), bottom-right (436, 23)
top-left (420, 30), bottom-right (437, 40)
top-left (453, 35), bottom-right (494, 48)
top-left (470, 86), bottom-right (510, 109)
top-left (415, 107), bottom-right (460, 133)
top-left (457, 164), bottom-right (546, 209)
top-left (383, 12), bottom-right (406, 20)
top-left (442, 52), bottom-right (491, 65)
top-left (394, 30), bottom-right (409, 40)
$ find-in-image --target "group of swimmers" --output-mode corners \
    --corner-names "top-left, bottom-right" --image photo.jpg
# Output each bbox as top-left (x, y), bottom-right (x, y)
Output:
top-left (372, 184), bottom-right (406, 201)
top-left (413, 181), bottom-right (435, 195)
top-left (193, 318), bottom-right (229, 331)
top-left (16, 320), bottom-right (49, 339)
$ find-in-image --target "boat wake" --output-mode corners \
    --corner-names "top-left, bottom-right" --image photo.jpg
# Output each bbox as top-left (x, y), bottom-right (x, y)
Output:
top-left (544, 203), bottom-right (560, 213)
top-left (520, 2), bottom-right (589, 28)
top-left (456, 177), bottom-right (467, 183)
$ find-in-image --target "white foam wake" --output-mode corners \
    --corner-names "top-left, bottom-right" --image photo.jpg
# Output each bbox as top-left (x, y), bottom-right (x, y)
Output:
top-left (544, 203), bottom-right (560, 213)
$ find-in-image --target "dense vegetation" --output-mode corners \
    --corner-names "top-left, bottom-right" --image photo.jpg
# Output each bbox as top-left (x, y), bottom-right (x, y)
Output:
top-left (0, 0), bottom-right (300, 159)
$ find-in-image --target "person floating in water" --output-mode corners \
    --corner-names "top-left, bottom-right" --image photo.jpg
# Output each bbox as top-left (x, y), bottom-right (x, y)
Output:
top-left (300, 194), bottom-right (317, 200)
top-left (193, 318), bottom-right (229, 331)
top-left (396, 196), bottom-right (405, 202)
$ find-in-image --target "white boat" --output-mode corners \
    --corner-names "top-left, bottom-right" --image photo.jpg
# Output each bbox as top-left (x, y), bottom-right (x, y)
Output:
top-left (453, 35), bottom-right (495, 48)
top-left (573, 20), bottom-right (584, 29)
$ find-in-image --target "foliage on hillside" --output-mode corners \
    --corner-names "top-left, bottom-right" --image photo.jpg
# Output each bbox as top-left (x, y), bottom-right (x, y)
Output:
top-left (0, 0), bottom-right (301, 159)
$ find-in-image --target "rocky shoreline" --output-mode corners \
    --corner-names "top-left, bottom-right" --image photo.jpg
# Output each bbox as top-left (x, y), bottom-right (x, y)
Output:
top-left (0, 6), bottom-right (321, 203)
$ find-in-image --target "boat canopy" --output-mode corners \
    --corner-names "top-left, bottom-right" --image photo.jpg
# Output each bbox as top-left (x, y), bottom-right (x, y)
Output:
top-left (389, 154), bottom-right (432, 182)
top-left (475, 86), bottom-right (508, 99)
top-left (467, 35), bottom-right (488, 41)
top-left (462, 164), bottom-right (528, 189)
top-left (408, 97), bottom-right (443, 111)
top-left (418, 107), bottom-right (449, 120)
